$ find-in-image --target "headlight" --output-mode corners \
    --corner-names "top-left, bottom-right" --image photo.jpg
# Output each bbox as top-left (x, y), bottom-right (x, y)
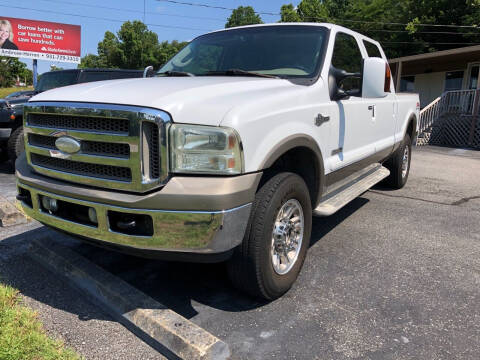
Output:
top-left (170, 124), bottom-right (243, 174)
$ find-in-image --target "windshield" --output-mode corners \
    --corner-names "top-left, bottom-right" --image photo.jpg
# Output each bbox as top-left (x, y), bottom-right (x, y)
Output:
top-left (158, 25), bottom-right (328, 79)
top-left (36, 71), bottom-right (78, 92)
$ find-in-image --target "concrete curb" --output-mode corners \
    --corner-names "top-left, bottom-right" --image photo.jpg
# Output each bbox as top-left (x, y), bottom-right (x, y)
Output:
top-left (15, 200), bottom-right (32, 222)
top-left (0, 196), bottom-right (27, 227)
top-left (29, 237), bottom-right (231, 360)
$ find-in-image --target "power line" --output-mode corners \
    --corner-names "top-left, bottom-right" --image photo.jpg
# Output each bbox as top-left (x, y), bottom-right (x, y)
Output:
top-left (306, 17), bottom-right (480, 29)
top-left (156, 0), bottom-right (279, 16)
top-left (348, 28), bottom-right (480, 36)
top-left (3, 2), bottom-right (479, 46)
top-left (157, 0), bottom-right (480, 30)
top-left (17, 0), bottom-right (480, 35)
top-left (0, 4), bottom-right (211, 31)
top-left (381, 41), bottom-right (480, 45)
top-left (36, 0), bottom-right (225, 22)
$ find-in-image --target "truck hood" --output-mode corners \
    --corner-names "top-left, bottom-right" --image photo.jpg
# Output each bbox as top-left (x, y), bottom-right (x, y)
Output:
top-left (30, 77), bottom-right (297, 126)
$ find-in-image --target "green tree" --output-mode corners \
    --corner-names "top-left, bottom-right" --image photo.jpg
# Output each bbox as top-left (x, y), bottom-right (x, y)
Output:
top-left (78, 53), bottom-right (106, 68)
top-left (322, 0), bottom-right (350, 19)
top-left (225, 6), bottom-right (263, 28)
top-left (279, 0), bottom-right (480, 58)
top-left (49, 65), bottom-right (64, 71)
top-left (0, 57), bottom-right (33, 87)
top-left (79, 21), bottom-right (187, 70)
top-left (296, 0), bottom-right (329, 22)
top-left (280, 4), bottom-right (301, 22)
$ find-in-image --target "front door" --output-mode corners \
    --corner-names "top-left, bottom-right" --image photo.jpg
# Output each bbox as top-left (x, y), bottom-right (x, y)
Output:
top-left (328, 32), bottom-right (376, 172)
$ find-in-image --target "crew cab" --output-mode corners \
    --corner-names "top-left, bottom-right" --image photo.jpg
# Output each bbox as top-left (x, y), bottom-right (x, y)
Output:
top-left (17, 24), bottom-right (419, 300)
top-left (1, 68), bottom-right (143, 162)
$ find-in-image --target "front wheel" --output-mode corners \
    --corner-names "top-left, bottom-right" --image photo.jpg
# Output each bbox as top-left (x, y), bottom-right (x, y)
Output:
top-left (227, 172), bottom-right (312, 300)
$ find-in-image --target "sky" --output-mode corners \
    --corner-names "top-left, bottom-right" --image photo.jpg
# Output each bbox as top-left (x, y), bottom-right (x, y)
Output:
top-left (0, 0), bottom-right (296, 75)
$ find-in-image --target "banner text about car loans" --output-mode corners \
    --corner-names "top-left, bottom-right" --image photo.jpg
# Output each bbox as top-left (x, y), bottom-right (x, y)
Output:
top-left (16, 23), bottom-right (66, 47)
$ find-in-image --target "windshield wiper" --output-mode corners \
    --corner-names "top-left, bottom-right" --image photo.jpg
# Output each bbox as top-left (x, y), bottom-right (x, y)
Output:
top-left (206, 69), bottom-right (279, 79)
top-left (157, 71), bottom-right (195, 77)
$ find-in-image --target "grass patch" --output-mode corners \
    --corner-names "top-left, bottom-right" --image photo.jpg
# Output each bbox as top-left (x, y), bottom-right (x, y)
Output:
top-left (0, 87), bottom-right (34, 99)
top-left (0, 283), bottom-right (81, 360)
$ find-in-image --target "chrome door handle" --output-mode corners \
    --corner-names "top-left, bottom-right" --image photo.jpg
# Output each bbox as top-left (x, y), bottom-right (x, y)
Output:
top-left (368, 105), bottom-right (376, 118)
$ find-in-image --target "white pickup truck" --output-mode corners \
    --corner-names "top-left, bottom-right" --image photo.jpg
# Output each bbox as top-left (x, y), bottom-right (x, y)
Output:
top-left (17, 23), bottom-right (419, 300)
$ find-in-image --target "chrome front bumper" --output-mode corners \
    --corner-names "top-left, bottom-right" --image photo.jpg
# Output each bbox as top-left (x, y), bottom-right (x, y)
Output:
top-left (17, 182), bottom-right (252, 259)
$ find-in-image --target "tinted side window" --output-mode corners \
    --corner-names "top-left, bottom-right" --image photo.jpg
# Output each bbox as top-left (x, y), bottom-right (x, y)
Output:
top-left (331, 33), bottom-right (363, 92)
top-left (79, 72), bottom-right (113, 83)
top-left (331, 33), bottom-right (363, 73)
top-left (363, 41), bottom-right (382, 58)
top-left (110, 72), bottom-right (142, 79)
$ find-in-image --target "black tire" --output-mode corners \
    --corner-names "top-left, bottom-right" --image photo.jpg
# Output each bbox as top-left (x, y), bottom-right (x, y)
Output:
top-left (7, 126), bottom-right (25, 163)
top-left (384, 133), bottom-right (412, 189)
top-left (227, 172), bottom-right (312, 300)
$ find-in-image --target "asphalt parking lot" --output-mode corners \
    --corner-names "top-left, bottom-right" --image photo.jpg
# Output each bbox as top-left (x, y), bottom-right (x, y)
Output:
top-left (1, 145), bottom-right (479, 359)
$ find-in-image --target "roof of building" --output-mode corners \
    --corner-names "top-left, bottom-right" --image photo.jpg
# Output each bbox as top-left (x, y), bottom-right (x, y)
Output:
top-left (389, 45), bottom-right (480, 63)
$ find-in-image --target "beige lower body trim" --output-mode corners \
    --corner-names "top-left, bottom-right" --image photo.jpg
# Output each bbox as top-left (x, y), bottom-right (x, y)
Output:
top-left (16, 154), bottom-right (262, 211)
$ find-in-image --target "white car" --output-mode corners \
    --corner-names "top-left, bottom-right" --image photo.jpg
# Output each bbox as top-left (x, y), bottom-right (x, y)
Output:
top-left (18, 23), bottom-right (419, 300)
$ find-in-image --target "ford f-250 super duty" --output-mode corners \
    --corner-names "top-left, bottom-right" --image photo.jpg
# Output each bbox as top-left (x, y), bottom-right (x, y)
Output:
top-left (17, 24), bottom-right (419, 300)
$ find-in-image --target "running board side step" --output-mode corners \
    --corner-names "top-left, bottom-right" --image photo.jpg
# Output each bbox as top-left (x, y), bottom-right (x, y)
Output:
top-left (314, 165), bottom-right (390, 217)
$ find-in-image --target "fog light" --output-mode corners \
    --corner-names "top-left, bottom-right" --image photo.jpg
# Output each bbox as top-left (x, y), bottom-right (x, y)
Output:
top-left (88, 208), bottom-right (98, 224)
top-left (41, 196), bottom-right (58, 212)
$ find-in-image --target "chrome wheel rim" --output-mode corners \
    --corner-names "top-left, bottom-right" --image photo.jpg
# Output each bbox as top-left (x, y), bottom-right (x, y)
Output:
top-left (271, 199), bottom-right (304, 275)
top-left (401, 145), bottom-right (410, 178)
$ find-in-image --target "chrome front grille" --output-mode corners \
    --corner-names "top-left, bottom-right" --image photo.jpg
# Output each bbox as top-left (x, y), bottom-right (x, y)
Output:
top-left (28, 113), bottom-right (130, 133)
top-left (142, 121), bottom-right (160, 180)
top-left (24, 102), bottom-right (170, 192)
top-left (30, 153), bottom-right (132, 182)
top-left (82, 140), bottom-right (130, 158)
top-left (28, 134), bottom-right (130, 158)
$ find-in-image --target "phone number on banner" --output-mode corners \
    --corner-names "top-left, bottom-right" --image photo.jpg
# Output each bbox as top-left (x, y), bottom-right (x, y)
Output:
top-left (0, 49), bottom-right (80, 64)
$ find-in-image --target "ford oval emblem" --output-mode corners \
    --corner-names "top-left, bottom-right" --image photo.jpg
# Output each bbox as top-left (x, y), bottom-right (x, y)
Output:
top-left (55, 136), bottom-right (81, 154)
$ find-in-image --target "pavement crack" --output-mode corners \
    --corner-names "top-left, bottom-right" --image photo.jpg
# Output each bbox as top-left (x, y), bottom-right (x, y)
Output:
top-left (369, 191), bottom-right (480, 207)
top-left (451, 195), bottom-right (480, 206)
top-left (368, 190), bottom-right (451, 206)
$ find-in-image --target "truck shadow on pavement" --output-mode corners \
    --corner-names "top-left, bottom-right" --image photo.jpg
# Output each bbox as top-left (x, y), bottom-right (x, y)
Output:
top-left (0, 197), bottom-right (369, 324)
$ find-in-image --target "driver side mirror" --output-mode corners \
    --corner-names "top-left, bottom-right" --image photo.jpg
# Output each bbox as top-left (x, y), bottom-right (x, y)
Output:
top-left (328, 66), bottom-right (362, 101)
top-left (362, 58), bottom-right (391, 98)
top-left (143, 66), bottom-right (155, 78)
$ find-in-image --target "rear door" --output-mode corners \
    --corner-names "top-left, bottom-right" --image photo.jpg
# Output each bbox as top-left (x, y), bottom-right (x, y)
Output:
top-left (362, 40), bottom-right (397, 153)
top-left (328, 32), bottom-right (375, 171)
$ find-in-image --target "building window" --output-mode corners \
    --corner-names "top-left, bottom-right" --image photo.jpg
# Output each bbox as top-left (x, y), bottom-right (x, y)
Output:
top-left (445, 71), bottom-right (464, 91)
top-left (400, 76), bottom-right (415, 92)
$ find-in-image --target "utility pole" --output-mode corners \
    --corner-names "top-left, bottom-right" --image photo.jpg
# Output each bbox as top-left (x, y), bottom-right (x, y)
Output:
top-left (33, 59), bottom-right (38, 88)
top-left (143, 0), bottom-right (146, 22)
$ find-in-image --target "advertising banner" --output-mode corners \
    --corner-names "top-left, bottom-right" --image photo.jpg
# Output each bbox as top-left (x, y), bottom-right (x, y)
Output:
top-left (0, 17), bottom-right (81, 63)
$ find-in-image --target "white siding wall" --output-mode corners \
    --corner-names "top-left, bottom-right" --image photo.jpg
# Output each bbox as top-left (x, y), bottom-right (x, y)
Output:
top-left (414, 72), bottom-right (445, 107)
